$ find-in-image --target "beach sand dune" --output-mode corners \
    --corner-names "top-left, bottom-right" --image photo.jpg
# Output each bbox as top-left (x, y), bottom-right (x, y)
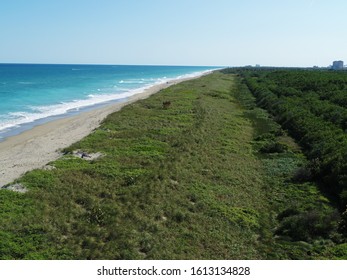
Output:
top-left (0, 75), bottom-right (206, 187)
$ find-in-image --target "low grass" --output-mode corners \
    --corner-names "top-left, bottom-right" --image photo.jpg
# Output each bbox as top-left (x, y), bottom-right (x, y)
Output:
top-left (0, 72), bottom-right (342, 259)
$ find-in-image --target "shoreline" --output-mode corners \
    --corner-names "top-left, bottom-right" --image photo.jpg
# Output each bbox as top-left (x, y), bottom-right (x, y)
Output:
top-left (0, 72), bottom-right (210, 187)
top-left (0, 68), bottom-right (217, 141)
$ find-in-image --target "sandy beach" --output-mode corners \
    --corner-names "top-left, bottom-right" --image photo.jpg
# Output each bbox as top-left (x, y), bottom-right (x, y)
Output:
top-left (0, 74), bottom-right (205, 187)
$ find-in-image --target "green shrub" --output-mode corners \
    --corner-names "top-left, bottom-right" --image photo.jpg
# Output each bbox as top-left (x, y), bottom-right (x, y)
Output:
top-left (260, 141), bottom-right (287, 154)
top-left (330, 243), bottom-right (347, 259)
top-left (276, 209), bottom-right (340, 242)
top-left (292, 166), bottom-right (313, 183)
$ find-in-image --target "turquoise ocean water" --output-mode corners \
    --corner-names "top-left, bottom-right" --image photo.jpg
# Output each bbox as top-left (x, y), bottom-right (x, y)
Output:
top-left (0, 64), bottom-right (218, 140)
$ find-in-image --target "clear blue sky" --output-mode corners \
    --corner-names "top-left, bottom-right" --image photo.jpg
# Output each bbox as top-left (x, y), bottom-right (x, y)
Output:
top-left (1, 0), bottom-right (346, 67)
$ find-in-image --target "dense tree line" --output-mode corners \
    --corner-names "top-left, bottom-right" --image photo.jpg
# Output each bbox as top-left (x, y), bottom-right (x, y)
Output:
top-left (222, 68), bottom-right (347, 222)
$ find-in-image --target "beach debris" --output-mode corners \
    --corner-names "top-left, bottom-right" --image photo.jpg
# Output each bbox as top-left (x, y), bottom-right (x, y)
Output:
top-left (162, 100), bottom-right (171, 109)
top-left (81, 152), bottom-right (91, 159)
top-left (169, 179), bottom-right (179, 186)
top-left (72, 151), bottom-right (104, 161)
top-left (1, 183), bottom-right (28, 193)
top-left (42, 165), bottom-right (56, 171)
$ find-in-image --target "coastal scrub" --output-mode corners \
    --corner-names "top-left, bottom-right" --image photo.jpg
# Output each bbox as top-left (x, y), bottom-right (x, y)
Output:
top-left (0, 72), bottom-right (339, 259)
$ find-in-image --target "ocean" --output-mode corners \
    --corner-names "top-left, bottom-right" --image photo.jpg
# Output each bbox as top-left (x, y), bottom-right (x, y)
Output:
top-left (0, 64), bottom-right (218, 140)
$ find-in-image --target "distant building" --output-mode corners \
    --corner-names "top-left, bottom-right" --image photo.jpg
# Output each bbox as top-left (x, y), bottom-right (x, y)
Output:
top-left (332, 60), bottom-right (344, 70)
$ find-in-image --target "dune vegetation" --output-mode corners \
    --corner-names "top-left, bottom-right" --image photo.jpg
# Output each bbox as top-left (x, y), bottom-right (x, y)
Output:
top-left (0, 71), bottom-right (345, 259)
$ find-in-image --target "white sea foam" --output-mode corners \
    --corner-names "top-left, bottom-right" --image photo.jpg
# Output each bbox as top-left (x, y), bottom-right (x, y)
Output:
top-left (119, 79), bottom-right (148, 84)
top-left (18, 81), bottom-right (35, 85)
top-left (0, 83), bottom-right (154, 133)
